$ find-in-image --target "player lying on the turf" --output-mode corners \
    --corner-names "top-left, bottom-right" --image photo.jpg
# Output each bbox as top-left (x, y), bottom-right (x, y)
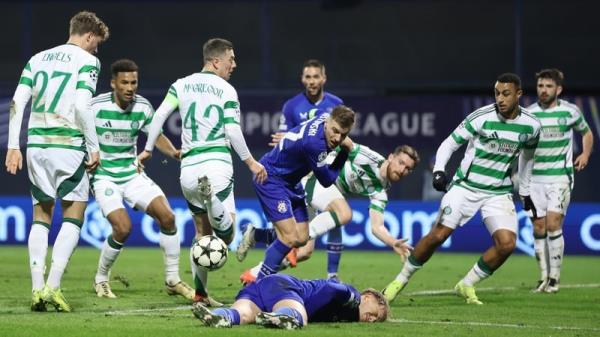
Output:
top-left (191, 274), bottom-right (388, 329)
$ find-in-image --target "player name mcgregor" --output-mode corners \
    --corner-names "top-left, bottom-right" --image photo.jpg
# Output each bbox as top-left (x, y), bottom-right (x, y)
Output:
top-left (183, 83), bottom-right (223, 99)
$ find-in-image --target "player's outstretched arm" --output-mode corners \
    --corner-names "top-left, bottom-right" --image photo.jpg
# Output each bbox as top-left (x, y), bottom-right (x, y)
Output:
top-left (368, 208), bottom-right (412, 260)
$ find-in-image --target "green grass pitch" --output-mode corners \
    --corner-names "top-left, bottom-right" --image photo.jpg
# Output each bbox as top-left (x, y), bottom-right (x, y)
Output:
top-left (0, 245), bottom-right (599, 337)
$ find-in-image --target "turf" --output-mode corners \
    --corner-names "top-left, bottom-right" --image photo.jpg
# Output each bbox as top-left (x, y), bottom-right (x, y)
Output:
top-left (0, 245), bottom-right (599, 337)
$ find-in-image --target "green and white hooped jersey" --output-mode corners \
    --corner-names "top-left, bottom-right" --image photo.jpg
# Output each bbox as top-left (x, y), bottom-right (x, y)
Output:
top-left (450, 104), bottom-right (541, 194)
top-left (336, 144), bottom-right (390, 213)
top-left (18, 44), bottom-right (100, 151)
top-left (164, 72), bottom-right (240, 167)
top-left (90, 93), bottom-right (154, 184)
top-left (527, 99), bottom-right (590, 185)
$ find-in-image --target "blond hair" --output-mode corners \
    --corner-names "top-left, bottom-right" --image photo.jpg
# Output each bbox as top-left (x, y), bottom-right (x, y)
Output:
top-left (361, 288), bottom-right (390, 322)
top-left (69, 11), bottom-right (109, 41)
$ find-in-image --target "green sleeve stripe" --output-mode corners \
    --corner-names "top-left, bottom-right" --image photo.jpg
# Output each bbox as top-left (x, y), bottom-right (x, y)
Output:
top-left (464, 120), bottom-right (476, 135)
top-left (580, 126), bottom-right (590, 134)
top-left (369, 204), bottom-right (385, 213)
top-left (223, 117), bottom-right (239, 125)
top-left (76, 81), bottom-right (95, 94)
top-left (25, 62), bottom-right (31, 71)
top-left (451, 132), bottom-right (466, 144)
top-left (168, 85), bottom-right (177, 98)
top-left (19, 76), bottom-right (33, 87)
top-left (224, 101), bottom-right (239, 109)
top-left (79, 65), bottom-right (99, 73)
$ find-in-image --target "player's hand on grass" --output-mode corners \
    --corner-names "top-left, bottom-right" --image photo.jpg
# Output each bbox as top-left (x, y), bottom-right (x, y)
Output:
top-left (392, 238), bottom-right (413, 262)
top-left (136, 150), bottom-right (152, 173)
top-left (248, 159), bottom-right (267, 184)
top-left (5, 149), bottom-right (22, 175)
top-left (269, 132), bottom-right (285, 147)
top-left (85, 151), bottom-right (100, 173)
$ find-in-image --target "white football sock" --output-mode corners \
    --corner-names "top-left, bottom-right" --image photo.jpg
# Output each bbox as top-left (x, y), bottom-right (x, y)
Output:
top-left (547, 229), bottom-right (564, 281)
top-left (533, 234), bottom-right (549, 281)
top-left (309, 211), bottom-right (338, 239)
top-left (190, 242), bottom-right (209, 295)
top-left (395, 256), bottom-right (422, 283)
top-left (47, 221), bottom-right (81, 289)
top-left (95, 235), bottom-right (123, 284)
top-left (461, 259), bottom-right (492, 286)
top-left (206, 196), bottom-right (233, 239)
top-left (160, 230), bottom-right (181, 285)
top-left (28, 222), bottom-right (49, 290)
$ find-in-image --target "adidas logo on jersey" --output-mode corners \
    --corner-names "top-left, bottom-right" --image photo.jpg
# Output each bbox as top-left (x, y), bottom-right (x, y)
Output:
top-left (102, 121), bottom-right (113, 128)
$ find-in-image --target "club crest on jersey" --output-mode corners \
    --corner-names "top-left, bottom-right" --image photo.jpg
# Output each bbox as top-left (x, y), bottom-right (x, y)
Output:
top-left (318, 151), bottom-right (328, 162)
top-left (558, 117), bottom-right (567, 125)
top-left (105, 188), bottom-right (114, 196)
top-left (443, 206), bottom-right (452, 215)
top-left (518, 133), bottom-right (528, 142)
top-left (277, 200), bottom-right (288, 213)
top-left (130, 120), bottom-right (140, 129)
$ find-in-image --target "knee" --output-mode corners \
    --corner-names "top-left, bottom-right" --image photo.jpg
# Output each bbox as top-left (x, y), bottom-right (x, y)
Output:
top-left (496, 239), bottom-right (516, 256)
top-left (113, 224), bottom-right (131, 242)
top-left (336, 207), bottom-right (352, 226)
top-left (157, 211), bottom-right (176, 230)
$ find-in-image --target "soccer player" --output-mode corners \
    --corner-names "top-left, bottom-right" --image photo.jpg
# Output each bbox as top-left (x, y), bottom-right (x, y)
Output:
top-left (138, 38), bottom-right (267, 306)
top-left (238, 144), bottom-right (420, 280)
top-left (382, 73), bottom-right (541, 305)
top-left (90, 59), bottom-right (194, 300)
top-left (526, 69), bottom-right (593, 293)
top-left (191, 274), bottom-right (389, 329)
top-left (251, 105), bottom-right (355, 280)
top-left (5, 11), bottom-right (109, 312)
top-left (268, 59), bottom-right (345, 276)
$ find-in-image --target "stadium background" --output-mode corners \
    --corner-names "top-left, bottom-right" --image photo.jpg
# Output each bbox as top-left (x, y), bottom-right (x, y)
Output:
top-left (1, 0), bottom-right (599, 255)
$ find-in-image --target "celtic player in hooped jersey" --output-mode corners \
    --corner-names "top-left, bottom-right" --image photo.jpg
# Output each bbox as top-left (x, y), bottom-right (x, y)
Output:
top-left (239, 144), bottom-right (419, 281)
top-left (5, 11), bottom-right (109, 312)
top-left (90, 59), bottom-right (194, 300)
top-left (526, 69), bottom-right (593, 293)
top-left (139, 38), bottom-right (267, 306)
top-left (383, 73), bottom-right (541, 305)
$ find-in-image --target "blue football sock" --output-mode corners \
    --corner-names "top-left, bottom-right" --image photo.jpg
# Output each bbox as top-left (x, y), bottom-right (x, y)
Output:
top-left (326, 226), bottom-right (343, 274)
top-left (274, 307), bottom-right (304, 326)
top-left (258, 238), bottom-right (290, 279)
top-left (213, 308), bottom-right (241, 325)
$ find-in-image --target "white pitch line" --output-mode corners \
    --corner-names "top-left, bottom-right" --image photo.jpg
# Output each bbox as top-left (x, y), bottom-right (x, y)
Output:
top-left (404, 283), bottom-right (600, 296)
top-left (389, 318), bottom-right (600, 332)
top-left (105, 305), bottom-right (192, 316)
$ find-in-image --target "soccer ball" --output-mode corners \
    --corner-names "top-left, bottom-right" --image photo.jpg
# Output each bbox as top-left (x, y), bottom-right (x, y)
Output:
top-left (191, 235), bottom-right (228, 271)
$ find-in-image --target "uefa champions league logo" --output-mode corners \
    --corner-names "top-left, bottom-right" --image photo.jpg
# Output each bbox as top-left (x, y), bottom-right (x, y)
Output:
top-left (80, 201), bottom-right (112, 249)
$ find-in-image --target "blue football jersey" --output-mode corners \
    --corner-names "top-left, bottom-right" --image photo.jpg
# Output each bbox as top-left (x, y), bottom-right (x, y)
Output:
top-left (260, 112), bottom-right (346, 188)
top-left (278, 92), bottom-right (343, 132)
